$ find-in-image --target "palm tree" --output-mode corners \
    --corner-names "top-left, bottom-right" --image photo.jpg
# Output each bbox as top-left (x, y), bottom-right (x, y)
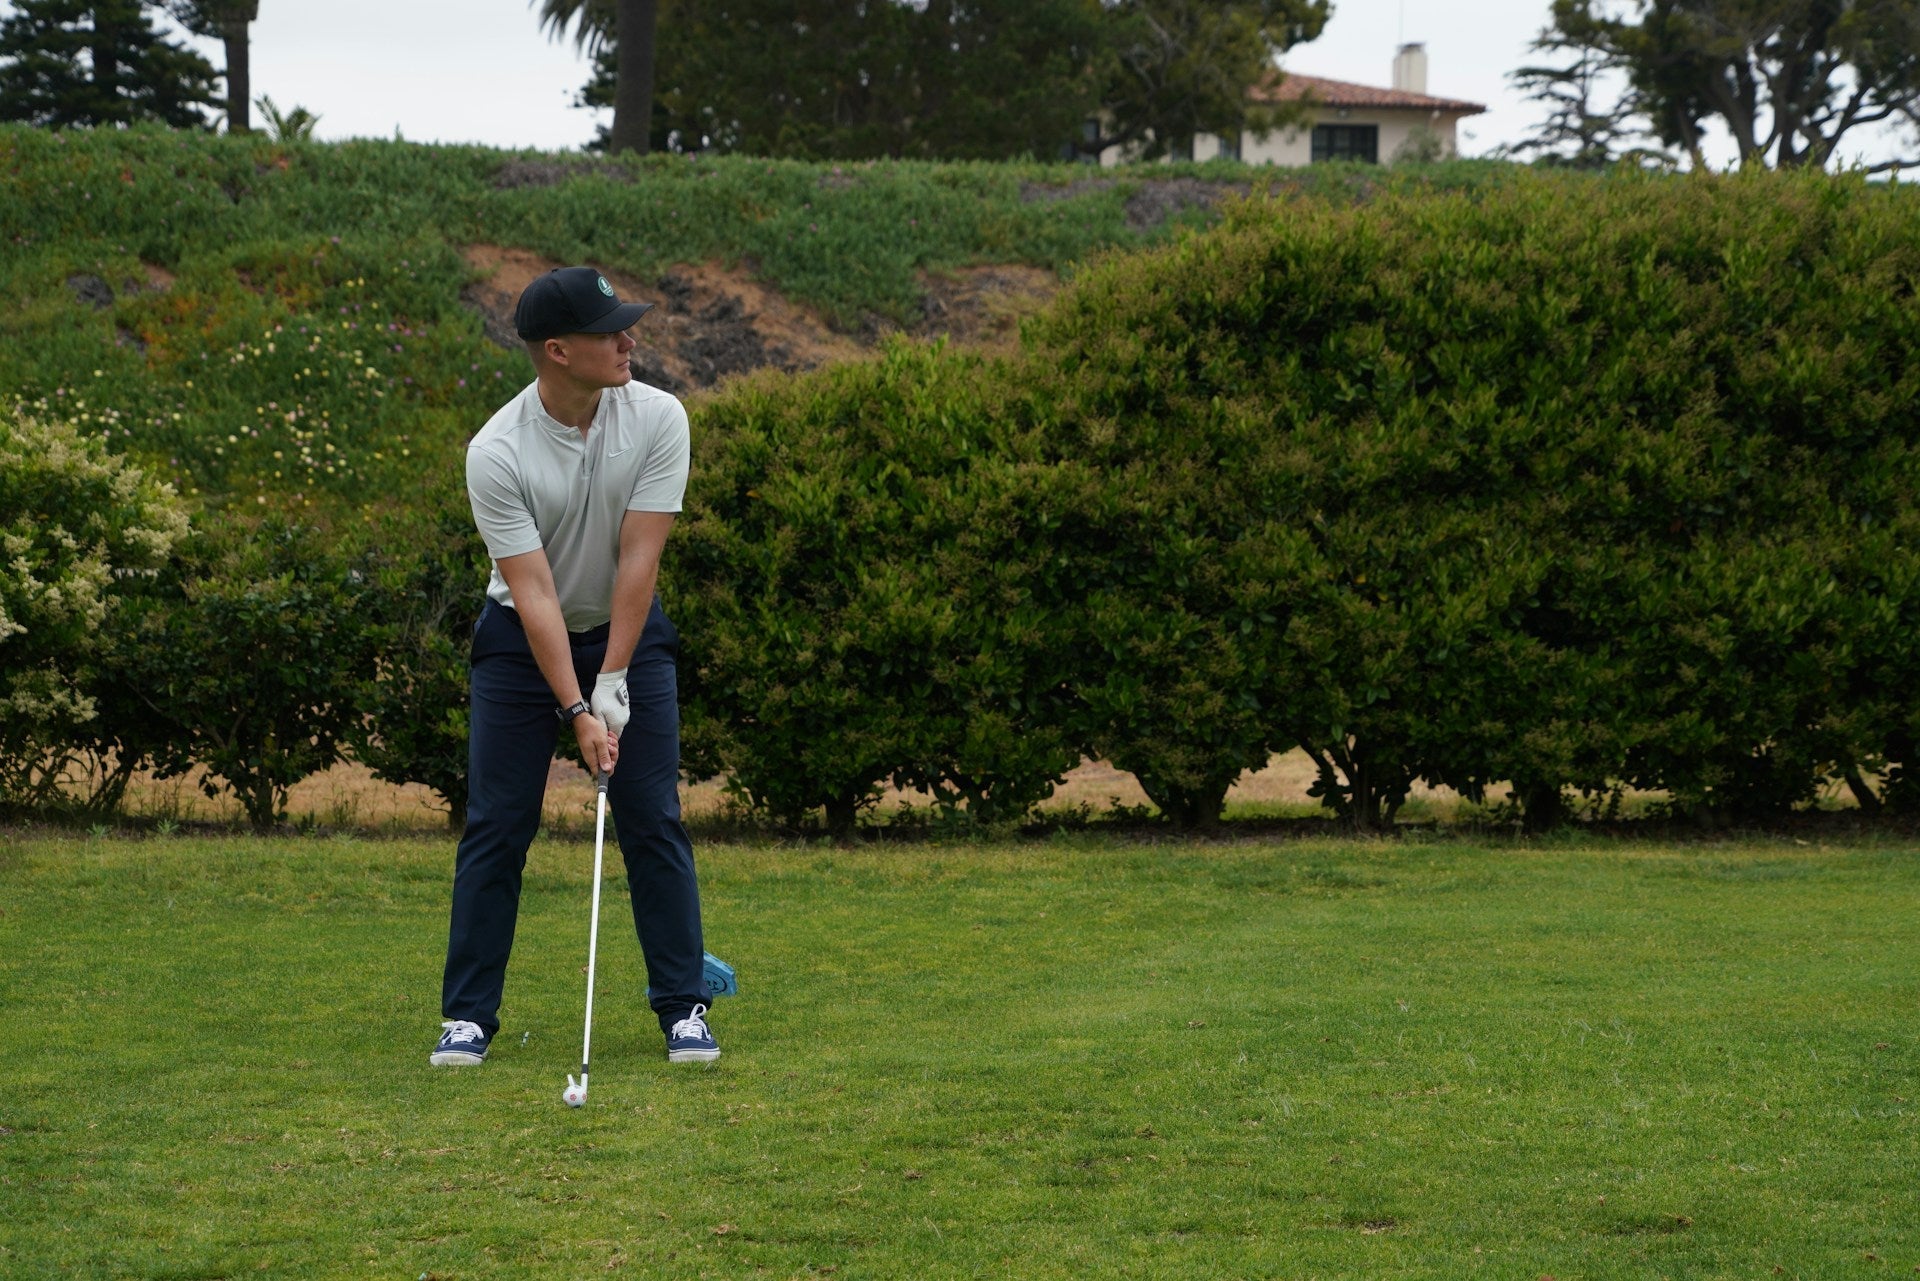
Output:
top-left (169, 1), bottom-right (259, 133)
top-left (254, 92), bottom-right (318, 142)
top-left (608, 0), bottom-right (657, 154)
top-left (534, 0), bottom-right (615, 52)
top-left (534, 0), bottom-right (654, 154)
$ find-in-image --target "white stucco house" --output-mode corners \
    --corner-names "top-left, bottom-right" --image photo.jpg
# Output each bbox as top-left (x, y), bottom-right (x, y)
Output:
top-left (1096, 44), bottom-right (1487, 167)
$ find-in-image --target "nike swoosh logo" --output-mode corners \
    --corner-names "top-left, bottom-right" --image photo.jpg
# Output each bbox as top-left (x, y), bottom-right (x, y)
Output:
top-left (608, 446), bottom-right (634, 459)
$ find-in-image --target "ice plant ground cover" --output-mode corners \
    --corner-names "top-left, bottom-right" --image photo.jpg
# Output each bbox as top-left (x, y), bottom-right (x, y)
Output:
top-left (6, 125), bottom-right (1455, 509)
top-left (1, 828), bottom-right (1915, 1278)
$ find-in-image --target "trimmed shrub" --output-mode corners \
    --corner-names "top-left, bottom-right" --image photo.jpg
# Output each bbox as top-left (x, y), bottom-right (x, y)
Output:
top-left (0, 406), bottom-right (189, 813)
top-left (1007, 404), bottom-right (1316, 828)
top-left (112, 510), bottom-right (381, 830)
top-left (17, 143), bottom-right (1917, 833)
top-left (1016, 199), bottom-right (1558, 827)
top-left (1019, 168), bottom-right (1920, 825)
top-left (672, 168), bottom-right (1920, 832)
top-left (347, 461), bottom-right (490, 831)
top-left (671, 339), bottom-right (1081, 835)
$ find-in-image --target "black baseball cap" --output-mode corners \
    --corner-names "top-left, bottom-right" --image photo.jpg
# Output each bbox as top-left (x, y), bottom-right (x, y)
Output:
top-left (514, 266), bottom-right (654, 342)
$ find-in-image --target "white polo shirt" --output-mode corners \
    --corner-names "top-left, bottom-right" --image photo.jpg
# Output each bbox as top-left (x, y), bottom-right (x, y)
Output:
top-left (467, 378), bottom-right (690, 632)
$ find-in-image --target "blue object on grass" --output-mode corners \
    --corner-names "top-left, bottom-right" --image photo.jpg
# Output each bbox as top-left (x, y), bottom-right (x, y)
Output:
top-left (648, 951), bottom-right (737, 1001)
top-left (701, 952), bottom-right (738, 998)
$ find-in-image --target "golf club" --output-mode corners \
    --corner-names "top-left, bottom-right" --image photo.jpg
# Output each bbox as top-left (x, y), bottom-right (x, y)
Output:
top-left (563, 768), bottom-right (610, 1109)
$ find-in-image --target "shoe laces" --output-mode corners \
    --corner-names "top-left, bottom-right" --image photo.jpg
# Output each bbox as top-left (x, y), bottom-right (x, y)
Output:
top-left (440, 1019), bottom-right (484, 1045)
top-left (670, 1004), bottom-right (710, 1042)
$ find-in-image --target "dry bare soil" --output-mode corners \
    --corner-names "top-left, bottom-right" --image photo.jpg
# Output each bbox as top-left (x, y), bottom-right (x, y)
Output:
top-left (459, 244), bottom-right (1058, 396)
top-left (119, 751), bottom-right (1511, 835)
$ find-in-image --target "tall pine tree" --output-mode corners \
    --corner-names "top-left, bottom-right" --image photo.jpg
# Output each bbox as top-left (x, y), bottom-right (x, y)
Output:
top-left (0, 0), bottom-right (219, 129)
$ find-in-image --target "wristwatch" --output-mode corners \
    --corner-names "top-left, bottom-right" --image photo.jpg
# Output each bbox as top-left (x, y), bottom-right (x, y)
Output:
top-left (557, 699), bottom-right (591, 724)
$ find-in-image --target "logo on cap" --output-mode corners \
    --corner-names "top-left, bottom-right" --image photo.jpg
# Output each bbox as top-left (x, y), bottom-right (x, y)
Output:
top-left (598, 276), bottom-right (615, 297)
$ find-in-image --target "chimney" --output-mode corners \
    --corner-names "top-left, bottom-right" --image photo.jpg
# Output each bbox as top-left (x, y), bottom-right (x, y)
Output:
top-left (1392, 42), bottom-right (1428, 95)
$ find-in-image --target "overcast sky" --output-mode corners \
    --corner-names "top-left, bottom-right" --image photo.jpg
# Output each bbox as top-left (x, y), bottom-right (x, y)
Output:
top-left (1, 0), bottom-right (1908, 167)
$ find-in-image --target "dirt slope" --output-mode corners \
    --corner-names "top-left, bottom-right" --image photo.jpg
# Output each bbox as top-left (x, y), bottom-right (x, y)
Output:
top-left (461, 245), bottom-right (1056, 394)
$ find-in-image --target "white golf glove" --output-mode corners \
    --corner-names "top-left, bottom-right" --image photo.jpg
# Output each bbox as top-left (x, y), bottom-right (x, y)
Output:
top-left (590, 670), bottom-right (630, 737)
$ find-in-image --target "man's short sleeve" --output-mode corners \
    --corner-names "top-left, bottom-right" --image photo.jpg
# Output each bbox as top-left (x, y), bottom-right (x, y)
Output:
top-left (467, 443), bottom-right (545, 560)
top-left (628, 398), bottom-right (690, 513)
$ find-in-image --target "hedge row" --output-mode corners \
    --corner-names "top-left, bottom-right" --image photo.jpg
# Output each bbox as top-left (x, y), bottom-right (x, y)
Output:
top-left (5, 168), bottom-right (1917, 833)
top-left (674, 168), bottom-right (1920, 831)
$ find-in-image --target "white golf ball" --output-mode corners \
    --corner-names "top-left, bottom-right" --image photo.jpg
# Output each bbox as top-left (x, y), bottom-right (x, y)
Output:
top-left (563, 1086), bottom-right (585, 1108)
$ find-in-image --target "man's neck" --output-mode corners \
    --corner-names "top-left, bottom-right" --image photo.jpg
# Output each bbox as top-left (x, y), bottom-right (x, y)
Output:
top-left (535, 376), bottom-right (603, 437)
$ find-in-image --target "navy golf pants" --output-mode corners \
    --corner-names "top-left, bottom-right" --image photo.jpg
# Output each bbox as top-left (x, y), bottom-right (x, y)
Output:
top-left (441, 596), bottom-right (706, 1038)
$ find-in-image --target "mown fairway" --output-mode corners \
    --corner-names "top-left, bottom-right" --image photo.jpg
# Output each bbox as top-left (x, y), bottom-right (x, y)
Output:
top-left (2, 828), bottom-right (1916, 1279)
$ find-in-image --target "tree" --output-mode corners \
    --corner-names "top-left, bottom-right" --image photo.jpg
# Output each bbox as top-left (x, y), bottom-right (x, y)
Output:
top-left (167, 0), bottom-right (258, 133)
top-left (1081, 0), bottom-right (1330, 161)
top-left (347, 474), bottom-right (490, 832)
top-left (534, 0), bottom-right (612, 54)
top-left (1537, 0), bottom-right (1920, 172)
top-left (609, 0), bottom-right (656, 153)
top-left (0, 0), bottom-right (219, 129)
top-left (120, 513), bottom-right (382, 832)
top-left (1504, 34), bottom-right (1677, 166)
top-left (535, 0), bottom-right (655, 154)
top-left (551, 0), bottom-right (1319, 162)
top-left (906, 0), bottom-right (1110, 161)
top-left (564, 0), bottom-right (1104, 159)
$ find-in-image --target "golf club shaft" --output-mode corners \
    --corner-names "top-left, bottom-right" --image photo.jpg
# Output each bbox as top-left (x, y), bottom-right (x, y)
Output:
top-left (580, 774), bottom-right (608, 1082)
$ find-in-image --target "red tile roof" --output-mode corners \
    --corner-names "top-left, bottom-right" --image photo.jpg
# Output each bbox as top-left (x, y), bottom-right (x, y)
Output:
top-left (1254, 71), bottom-right (1486, 116)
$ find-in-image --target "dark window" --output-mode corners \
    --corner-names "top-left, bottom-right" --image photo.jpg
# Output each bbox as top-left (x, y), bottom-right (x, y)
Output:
top-left (1074, 118), bottom-right (1101, 165)
top-left (1216, 131), bottom-right (1241, 161)
top-left (1311, 124), bottom-right (1379, 163)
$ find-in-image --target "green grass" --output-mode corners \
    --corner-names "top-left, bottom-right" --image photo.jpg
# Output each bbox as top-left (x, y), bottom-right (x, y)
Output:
top-left (3, 830), bottom-right (1917, 1278)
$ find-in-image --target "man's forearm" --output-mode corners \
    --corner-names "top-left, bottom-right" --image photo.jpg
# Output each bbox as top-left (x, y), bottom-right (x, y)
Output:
top-left (601, 511), bottom-right (677, 676)
top-left (517, 591), bottom-right (588, 711)
top-left (601, 556), bottom-right (659, 676)
top-left (490, 547), bottom-right (617, 774)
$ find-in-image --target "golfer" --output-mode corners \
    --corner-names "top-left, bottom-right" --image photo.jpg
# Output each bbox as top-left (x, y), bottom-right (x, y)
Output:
top-left (431, 266), bottom-right (719, 1068)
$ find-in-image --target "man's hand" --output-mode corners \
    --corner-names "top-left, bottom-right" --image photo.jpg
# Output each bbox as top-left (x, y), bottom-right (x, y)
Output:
top-left (572, 710), bottom-right (618, 777)
top-left (591, 670), bottom-right (630, 738)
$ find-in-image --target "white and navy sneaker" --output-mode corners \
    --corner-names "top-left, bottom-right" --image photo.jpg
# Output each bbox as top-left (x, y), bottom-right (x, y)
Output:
top-left (666, 1004), bottom-right (720, 1063)
top-left (430, 1019), bottom-right (490, 1066)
